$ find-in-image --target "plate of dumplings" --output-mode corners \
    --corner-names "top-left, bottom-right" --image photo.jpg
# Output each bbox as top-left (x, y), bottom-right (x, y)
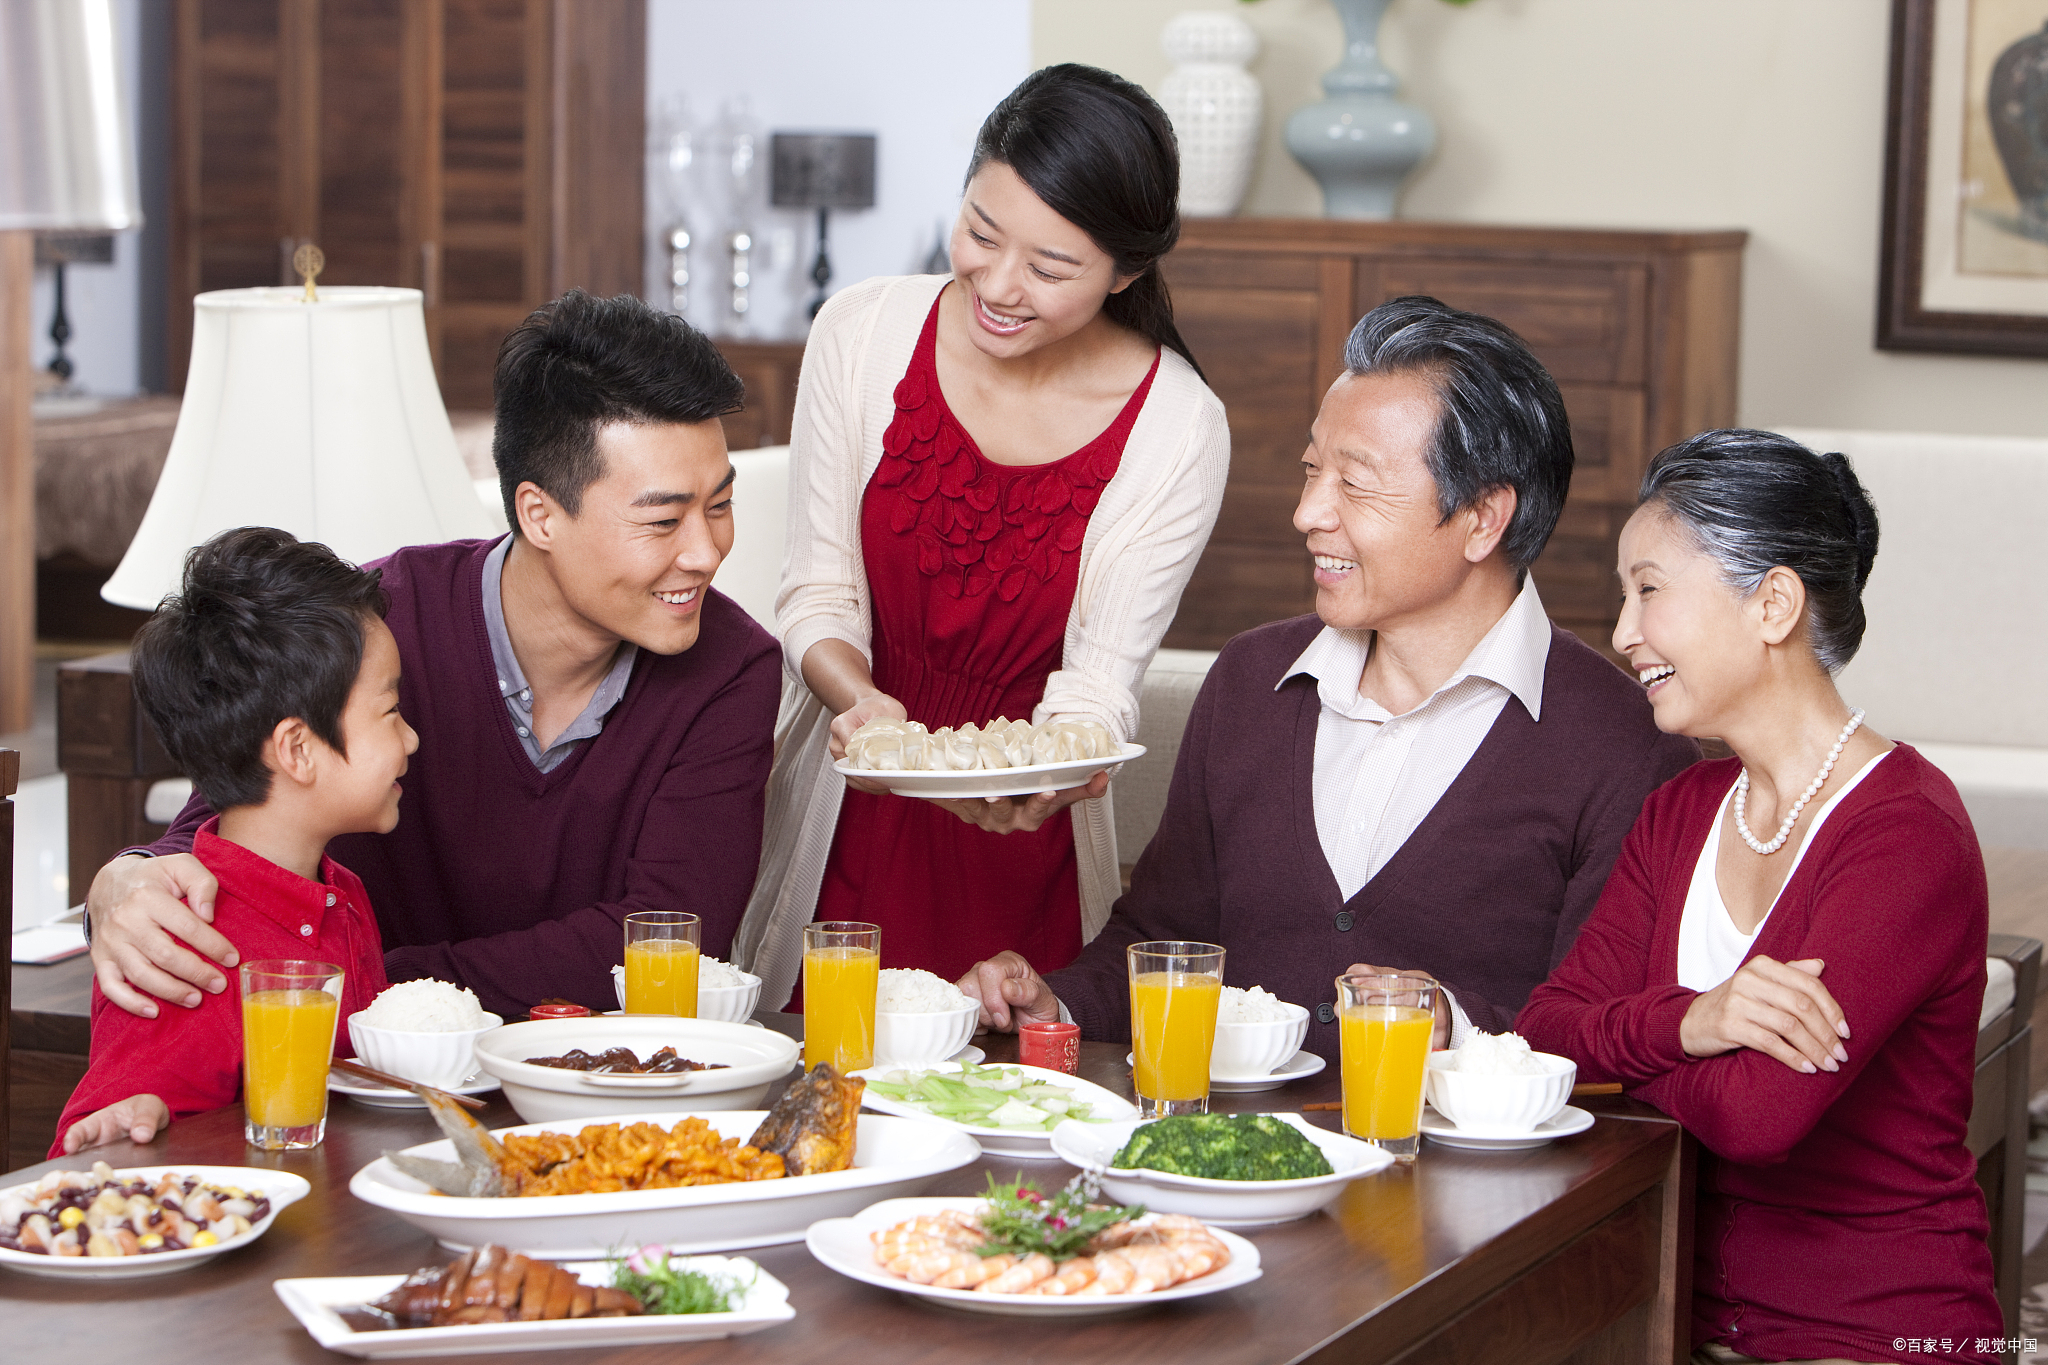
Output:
top-left (834, 716), bottom-right (1144, 800)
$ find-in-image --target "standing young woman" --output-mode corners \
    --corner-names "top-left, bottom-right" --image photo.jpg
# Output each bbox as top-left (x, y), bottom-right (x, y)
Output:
top-left (1518, 430), bottom-right (1998, 1364)
top-left (735, 65), bottom-right (1228, 1009)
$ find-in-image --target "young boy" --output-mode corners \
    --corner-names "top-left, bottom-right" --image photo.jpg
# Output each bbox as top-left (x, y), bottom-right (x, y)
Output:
top-left (53, 527), bottom-right (416, 1156)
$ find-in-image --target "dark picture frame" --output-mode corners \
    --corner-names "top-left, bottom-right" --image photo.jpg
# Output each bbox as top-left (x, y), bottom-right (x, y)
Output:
top-left (1878, 0), bottom-right (2048, 357)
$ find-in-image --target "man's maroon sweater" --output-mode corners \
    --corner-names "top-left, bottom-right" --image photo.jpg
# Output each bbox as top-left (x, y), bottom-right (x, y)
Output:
top-left (1047, 613), bottom-right (1699, 1060)
top-left (148, 538), bottom-right (781, 1019)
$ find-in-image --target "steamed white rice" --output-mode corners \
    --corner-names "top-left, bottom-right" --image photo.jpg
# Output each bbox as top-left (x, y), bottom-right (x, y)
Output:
top-left (698, 955), bottom-right (747, 989)
top-left (358, 979), bottom-right (486, 1032)
top-left (877, 968), bottom-right (973, 1014)
top-left (1218, 985), bottom-right (1294, 1023)
top-left (1449, 1031), bottom-right (1548, 1075)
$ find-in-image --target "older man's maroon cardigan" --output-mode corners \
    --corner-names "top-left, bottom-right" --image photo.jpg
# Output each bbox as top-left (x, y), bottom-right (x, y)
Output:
top-left (1046, 613), bottom-right (1699, 1060)
top-left (145, 537), bottom-right (781, 1020)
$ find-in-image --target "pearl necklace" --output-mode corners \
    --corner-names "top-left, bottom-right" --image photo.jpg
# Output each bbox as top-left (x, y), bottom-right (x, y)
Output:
top-left (1733, 708), bottom-right (1865, 855)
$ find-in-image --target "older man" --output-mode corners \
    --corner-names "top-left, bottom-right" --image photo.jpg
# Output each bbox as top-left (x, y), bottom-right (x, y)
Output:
top-left (961, 295), bottom-right (1698, 1060)
top-left (83, 291), bottom-right (781, 1021)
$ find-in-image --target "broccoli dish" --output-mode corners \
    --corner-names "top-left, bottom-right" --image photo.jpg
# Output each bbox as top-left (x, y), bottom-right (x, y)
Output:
top-left (1109, 1114), bottom-right (1335, 1182)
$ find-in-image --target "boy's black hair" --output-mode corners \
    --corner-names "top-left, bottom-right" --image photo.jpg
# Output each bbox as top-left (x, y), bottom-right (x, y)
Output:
top-left (131, 527), bottom-right (389, 810)
top-left (491, 289), bottom-right (746, 535)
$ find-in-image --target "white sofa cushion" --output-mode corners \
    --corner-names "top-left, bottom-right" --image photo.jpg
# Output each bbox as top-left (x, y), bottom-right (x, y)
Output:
top-left (1774, 427), bottom-right (2048, 751)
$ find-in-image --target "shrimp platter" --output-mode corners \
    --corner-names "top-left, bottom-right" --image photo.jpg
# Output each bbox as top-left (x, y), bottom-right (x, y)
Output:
top-left (866, 1177), bottom-right (1232, 1296)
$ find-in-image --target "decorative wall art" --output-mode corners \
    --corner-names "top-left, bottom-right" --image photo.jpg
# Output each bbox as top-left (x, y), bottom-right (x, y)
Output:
top-left (1880, 0), bottom-right (2048, 355)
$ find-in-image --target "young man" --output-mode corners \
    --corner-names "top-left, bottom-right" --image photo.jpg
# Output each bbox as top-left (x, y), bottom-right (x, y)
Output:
top-left (84, 292), bottom-right (781, 1020)
top-left (57, 528), bottom-right (406, 1155)
top-left (960, 296), bottom-right (1700, 1060)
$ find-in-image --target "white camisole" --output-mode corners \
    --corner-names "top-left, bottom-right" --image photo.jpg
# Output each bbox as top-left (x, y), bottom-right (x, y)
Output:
top-left (1674, 749), bottom-right (1893, 992)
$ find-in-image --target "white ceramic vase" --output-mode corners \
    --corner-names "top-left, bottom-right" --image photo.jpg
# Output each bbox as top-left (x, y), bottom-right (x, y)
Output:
top-left (1158, 10), bottom-right (1262, 218)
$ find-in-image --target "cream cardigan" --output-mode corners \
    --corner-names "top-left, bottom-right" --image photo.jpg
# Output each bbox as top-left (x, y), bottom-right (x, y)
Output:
top-left (732, 273), bottom-right (1229, 1008)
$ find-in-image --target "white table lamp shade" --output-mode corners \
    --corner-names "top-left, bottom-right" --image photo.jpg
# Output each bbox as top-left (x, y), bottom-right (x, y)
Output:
top-left (103, 287), bottom-right (501, 610)
top-left (0, 0), bottom-right (141, 230)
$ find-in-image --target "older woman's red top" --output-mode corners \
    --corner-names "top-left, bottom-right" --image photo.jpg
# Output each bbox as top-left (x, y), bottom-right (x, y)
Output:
top-left (1519, 747), bottom-right (1999, 1364)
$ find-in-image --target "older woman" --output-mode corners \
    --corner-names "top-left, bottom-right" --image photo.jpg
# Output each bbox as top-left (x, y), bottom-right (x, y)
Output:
top-left (734, 65), bottom-right (1228, 1008)
top-left (1518, 430), bottom-right (1998, 1364)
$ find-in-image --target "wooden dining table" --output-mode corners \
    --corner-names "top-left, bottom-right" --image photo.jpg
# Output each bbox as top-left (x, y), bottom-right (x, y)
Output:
top-left (0, 1023), bottom-right (1689, 1365)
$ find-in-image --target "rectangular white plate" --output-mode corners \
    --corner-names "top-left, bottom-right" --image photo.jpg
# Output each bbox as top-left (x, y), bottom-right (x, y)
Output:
top-left (273, 1255), bottom-right (792, 1358)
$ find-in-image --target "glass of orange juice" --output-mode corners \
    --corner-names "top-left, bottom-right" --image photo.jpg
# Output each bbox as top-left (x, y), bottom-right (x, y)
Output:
top-left (1337, 973), bottom-right (1437, 1162)
top-left (1127, 941), bottom-right (1225, 1117)
top-left (241, 960), bottom-right (344, 1150)
top-left (803, 922), bottom-right (879, 1072)
top-left (624, 911), bottom-right (702, 1016)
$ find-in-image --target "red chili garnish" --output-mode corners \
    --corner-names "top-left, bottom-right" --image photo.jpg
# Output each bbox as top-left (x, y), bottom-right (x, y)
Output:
top-left (1049, 1216), bottom-right (1069, 1230)
top-left (1018, 1188), bottom-right (1041, 1203)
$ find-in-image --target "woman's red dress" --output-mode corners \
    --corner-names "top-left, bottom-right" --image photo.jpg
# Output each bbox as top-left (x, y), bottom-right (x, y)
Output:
top-left (814, 293), bottom-right (1159, 985)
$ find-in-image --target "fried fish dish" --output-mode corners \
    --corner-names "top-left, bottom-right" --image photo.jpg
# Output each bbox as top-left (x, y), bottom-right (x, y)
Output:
top-left (385, 1064), bottom-right (862, 1196)
top-left (746, 1063), bottom-right (863, 1176)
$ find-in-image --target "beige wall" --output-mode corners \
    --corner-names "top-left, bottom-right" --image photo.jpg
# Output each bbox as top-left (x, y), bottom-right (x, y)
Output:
top-left (1034, 0), bottom-right (2048, 438)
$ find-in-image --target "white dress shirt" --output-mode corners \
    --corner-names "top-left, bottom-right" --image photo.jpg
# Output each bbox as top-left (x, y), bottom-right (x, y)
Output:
top-left (1280, 578), bottom-right (1554, 1047)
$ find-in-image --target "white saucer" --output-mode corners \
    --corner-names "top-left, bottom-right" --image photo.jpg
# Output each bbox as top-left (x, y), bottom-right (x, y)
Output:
top-left (1419, 1103), bottom-right (1593, 1150)
top-left (327, 1059), bottom-right (500, 1109)
top-left (1121, 1048), bottom-right (1326, 1093)
top-left (950, 1044), bottom-right (985, 1065)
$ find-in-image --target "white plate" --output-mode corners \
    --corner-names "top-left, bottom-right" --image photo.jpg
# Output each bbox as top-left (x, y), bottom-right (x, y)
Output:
top-left (1420, 1103), bottom-right (1594, 1151)
top-left (274, 1254), bottom-right (794, 1357)
top-left (1122, 1048), bottom-right (1328, 1092)
top-left (850, 1061), bottom-right (1137, 1161)
top-left (0, 1165), bottom-right (310, 1280)
top-left (349, 1110), bottom-right (980, 1258)
top-left (329, 1059), bottom-right (502, 1109)
top-left (832, 744), bottom-right (1145, 800)
top-left (806, 1196), bottom-right (1260, 1316)
top-left (1050, 1113), bottom-right (1394, 1226)
top-left (474, 1018), bottom-right (802, 1124)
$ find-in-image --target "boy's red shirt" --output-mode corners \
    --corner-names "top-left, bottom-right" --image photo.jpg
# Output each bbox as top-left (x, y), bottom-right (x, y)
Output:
top-left (52, 818), bottom-right (389, 1157)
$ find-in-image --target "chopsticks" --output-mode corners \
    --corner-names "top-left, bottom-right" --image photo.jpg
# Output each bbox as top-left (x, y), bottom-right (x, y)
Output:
top-left (1298, 1080), bottom-right (1622, 1113)
top-left (332, 1058), bottom-right (489, 1109)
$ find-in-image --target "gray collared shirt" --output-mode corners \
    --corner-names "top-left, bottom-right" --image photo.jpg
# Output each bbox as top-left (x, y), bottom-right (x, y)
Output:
top-left (481, 535), bottom-right (639, 772)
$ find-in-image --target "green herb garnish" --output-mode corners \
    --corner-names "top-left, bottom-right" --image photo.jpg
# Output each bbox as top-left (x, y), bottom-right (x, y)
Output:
top-left (608, 1244), bottom-right (751, 1314)
top-left (973, 1172), bottom-right (1144, 1262)
top-left (1111, 1114), bottom-right (1335, 1181)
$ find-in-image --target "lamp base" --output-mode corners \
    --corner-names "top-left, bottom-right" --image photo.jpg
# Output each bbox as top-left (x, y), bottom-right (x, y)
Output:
top-left (807, 206), bottom-right (832, 319)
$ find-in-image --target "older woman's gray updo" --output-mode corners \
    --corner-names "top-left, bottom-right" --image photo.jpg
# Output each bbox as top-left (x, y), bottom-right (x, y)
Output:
top-left (1638, 429), bottom-right (1879, 673)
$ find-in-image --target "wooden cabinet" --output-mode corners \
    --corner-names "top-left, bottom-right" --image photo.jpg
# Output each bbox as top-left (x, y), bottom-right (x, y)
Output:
top-left (715, 341), bottom-right (805, 453)
top-left (1160, 219), bottom-right (1745, 654)
top-left (168, 0), bottom-right (644, 409)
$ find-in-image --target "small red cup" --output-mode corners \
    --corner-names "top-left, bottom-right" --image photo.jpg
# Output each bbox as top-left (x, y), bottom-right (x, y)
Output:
top-left (528, 1001), bottom-right (592, 1021)
top-left (1018, 1020), bottom-right (1080, 1074)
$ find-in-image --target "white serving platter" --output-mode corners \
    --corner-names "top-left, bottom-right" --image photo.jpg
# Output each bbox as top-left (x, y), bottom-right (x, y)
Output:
top-left (806, 1195), bottom-right (1260, 1317)
top-left (329, 1059), bottom-right (500, 1109)
top-left (274, 1253), bottom-right (793, 1357)
top-left (1419, 1103), bottom-right (1594, 1151)
top-left (832, 743), bottom-right (1145, 800)
top-left (850, 1061), bottom-right (1137, 1161)
top-left (1050, 1113), bottom-right (1394, 1226)
top-left (349, 1110), bottom-right (979, 1258)
top-left (0, 1165), bottom-right (310, 1280)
